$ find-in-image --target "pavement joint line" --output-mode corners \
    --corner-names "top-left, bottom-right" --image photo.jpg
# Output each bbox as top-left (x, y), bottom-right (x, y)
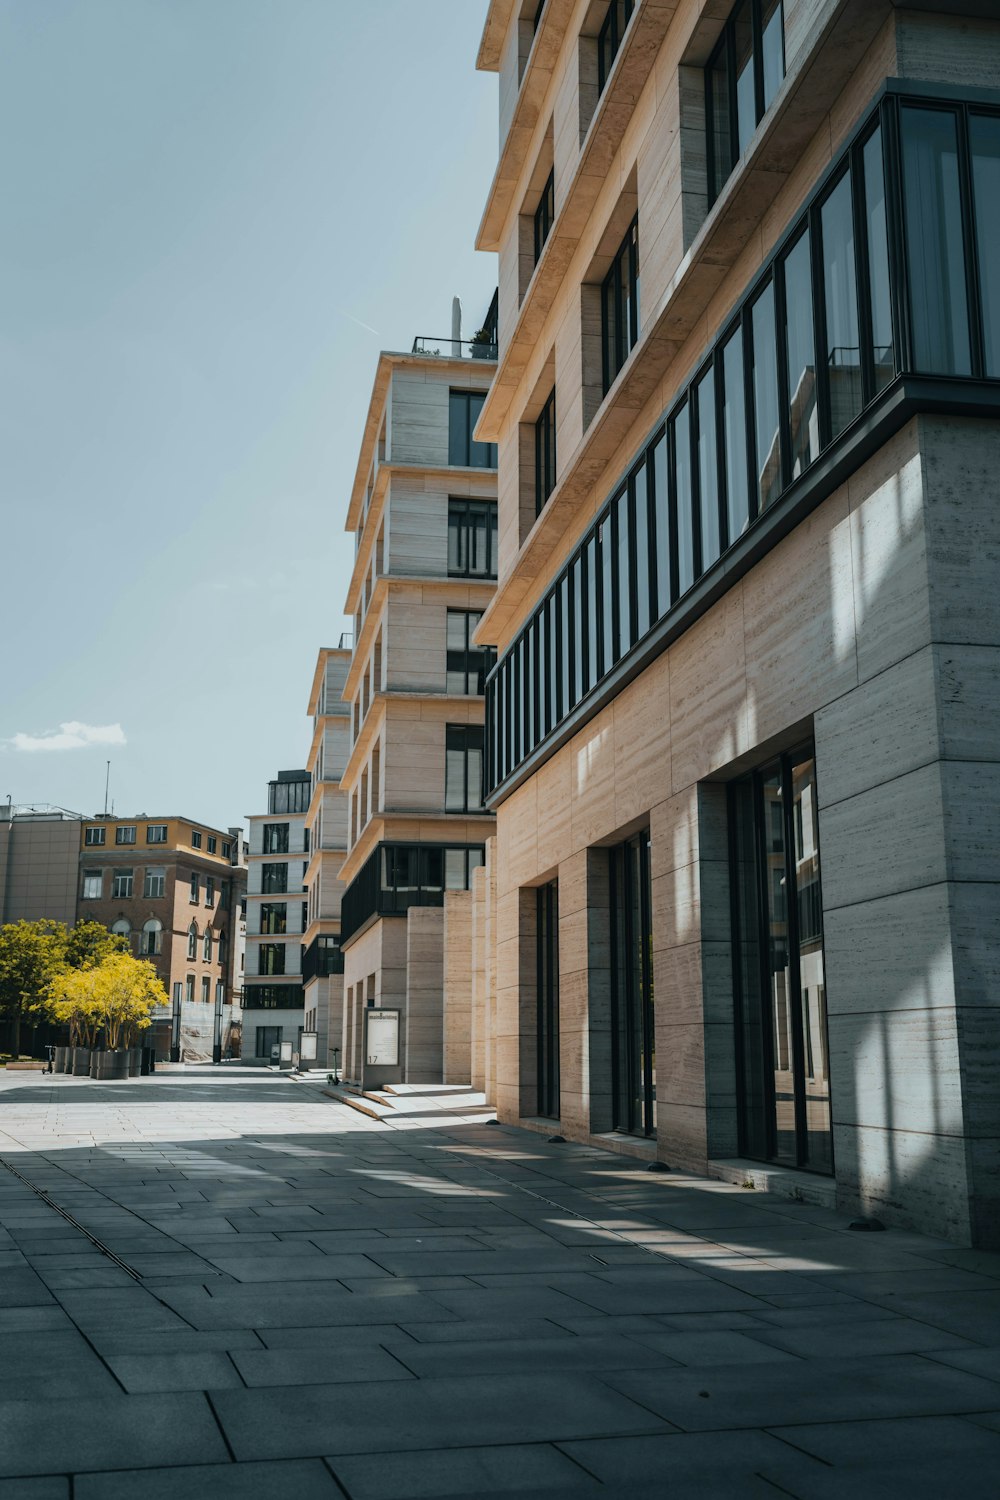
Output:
top-left (0, 1153), bottom-right (143, 1282)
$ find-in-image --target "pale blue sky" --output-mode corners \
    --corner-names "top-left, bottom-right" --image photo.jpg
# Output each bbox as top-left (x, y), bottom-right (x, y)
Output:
top-left (0, 0), bottom-right (497, 830)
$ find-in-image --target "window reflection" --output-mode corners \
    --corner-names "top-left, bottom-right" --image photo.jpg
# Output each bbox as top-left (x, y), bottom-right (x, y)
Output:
top-left (901, 107), bottom-right (971, 376)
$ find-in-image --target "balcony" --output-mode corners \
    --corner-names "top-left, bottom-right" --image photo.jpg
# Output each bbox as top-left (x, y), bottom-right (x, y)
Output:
top-left (411, 335), bottom-right (497, 361)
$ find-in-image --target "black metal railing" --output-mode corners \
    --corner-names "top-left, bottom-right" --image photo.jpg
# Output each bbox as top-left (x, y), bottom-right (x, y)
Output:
top-left (411, 336), bottom-right (497, 360)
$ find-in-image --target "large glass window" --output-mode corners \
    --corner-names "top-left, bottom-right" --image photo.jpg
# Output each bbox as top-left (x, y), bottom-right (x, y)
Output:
top-left (750, 281), bottom-right (781, 512)
top-left (445, 725), bottom-right (485, 813)
top-left (143, 867), bottom-right (165, 899)
top-left (84, 826), bottom-right (105, 846)
top-left (598, 0), bottom-right (634, 94)
top-left (536, 880), bottom-right (560, 1120)
top-left (448, 390), bottom-right (497, 468)
top-left (448, 499), bottom-right (498, 579)
top-left (707, 0), bottom-right (786, 202)
top-left (535, 387), bottom-right (556, 515)
top-left (261, 863), bottom-right (289, 895)
top-left (695, 364), bottom-right (721, 572)
top-left (116, 825), bottom-right (136, 845)
top-left (970, 112), bottom-right (1000, 378)
top-left (268, 778), bottom-right (309, 814)
top-left (140, 918), bottom-right (161, 956)
top-left (901, 106), bottom-right (971, 376)
top-left (819, 172), bottom-right (861, 439)
top-left (610, 831), bottom-right (655, 1137)
top-left (651, 430), bottom-right (671, 618)
top-left (721, 325), bottom-right (749, 544)
top-left (260, 903), bottom-right (287, 935)
top-left (783, 228), bottom-right (818, 479)
top-left (82, 870), bottom-right (102, 900)
top-left (729, 746), bottom-right (831, 1172)
top-left (533, 170), bottom-right (554, 264)
top-left (262, 823), bottom-right (289, 855)
top-left (146, 824), bottom-right (167, 844)
top-left (258, 943), bottom-right (286, 977)
top-left (602, 216), bottom-right (639, 392)
top-left (447, 610), bottom-right (490, 695)
top-left (111, 868), bottom-right (133, 899)
top-left (673, 401), bottom-right (694, 598)
top-left (862, 127), bottom-right (894, 395)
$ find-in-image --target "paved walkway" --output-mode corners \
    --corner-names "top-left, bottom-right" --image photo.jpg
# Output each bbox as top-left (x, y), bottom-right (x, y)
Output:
top-left (1, 1071), bottom-right (1000, 1498)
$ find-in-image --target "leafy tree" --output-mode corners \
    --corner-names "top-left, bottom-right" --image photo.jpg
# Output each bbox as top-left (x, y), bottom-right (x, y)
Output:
top-left (50, 966), bottom-right (102, 1051)
top-left (66, 953), bottom-right (167, 1051)
top-left (0, 919), bottom-right (68, 1058)
top-left (63, 920), bottom-right (128, 971)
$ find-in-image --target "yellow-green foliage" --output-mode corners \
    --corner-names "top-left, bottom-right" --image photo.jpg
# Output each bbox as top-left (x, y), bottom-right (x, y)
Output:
top-left (52, 953), bottom-right (168, 1051)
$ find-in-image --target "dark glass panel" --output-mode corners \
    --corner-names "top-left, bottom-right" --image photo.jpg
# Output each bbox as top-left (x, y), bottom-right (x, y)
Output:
top-left (559, 573), bottom-right (570, 719)
top-left (601, 515), bottom-right (615, 676)
top-left (761, 0), bottom-right (784, 112)
top-left (536, 881), bottom-right (560, 1119)
top-left (695, 365), bottom-right (721, 571)
top-left (970, 113), bottom-right (1000, 378)
top-left (730, 780), bottom-right (769, 1161)
top-left (722, 325), bottom-right (749, 542)
top-left (750, 282), bottom-right (781, 510)
top-left (820, 172), bottom-right (862, 438)
top-left (651, 430), bottom-right (671, 617)
top-left (791, 753), bottom-right (831, 1172)
top-left (761, 767), bottom-right (796, 1166)
top-left (733, 0), bottom-right (755, 156)
top-left (783, 228), bottom-right (818, 477)
top-left (633, 459), bottom-right (651, 638)
top-left (862, 127), bottom-right (894, 393)
top-left (673, 400), bottom-right (694, 597)
top-left (572, 554), bottom-right (585, 704)
top-left (616, 487), bottom-right (632, 656)
top-left (901, 106), bottom-right (971, 376)
top-left (585, 535), bottom-right (599, 692)
top-left (709, 47), bottom-right (732, 197)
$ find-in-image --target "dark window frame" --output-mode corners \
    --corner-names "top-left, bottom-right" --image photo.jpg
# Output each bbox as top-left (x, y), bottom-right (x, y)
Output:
top-left (115, 825), bottom-right (136, 846)
top-left (84, 826), bottom-right (105, 846)
top-left (445, 724), bottom-right (486, 814)
top-left (448, 390), bottom-right (498, 469)
top-left (609, 830), bottom-right (655, 1138)
top-left (601, 215), bottom-right (640, 393)
top-left (598, 0), bottom-right (635, 95)
top-left (446, 609), bottom-right (492, 695)
top-left (533, 169), bottom-right (555, 264)
top-left (535, 386), bottom-right (557, 515)
top-left (261, 862), bottom-right (289, 895)
top-left (706, 0), bottom-right (787, 206)
top-left (262, 822), bottom-right (289, 855)
top-left (447, 497), bottom-right (499, 580)
top-left (536, 880), bottom-right (560, 1120)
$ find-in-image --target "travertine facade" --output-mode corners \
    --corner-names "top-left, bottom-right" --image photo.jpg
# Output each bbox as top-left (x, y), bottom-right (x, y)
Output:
top-left (338, 335), bottom-right (499, 1087)
top-left (473, 0), bottom-right (1000, 1244)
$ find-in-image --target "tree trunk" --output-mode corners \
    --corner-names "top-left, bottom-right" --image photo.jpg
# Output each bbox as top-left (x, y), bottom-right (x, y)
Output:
top-left (11, 1009), bottom-right (20, 1060)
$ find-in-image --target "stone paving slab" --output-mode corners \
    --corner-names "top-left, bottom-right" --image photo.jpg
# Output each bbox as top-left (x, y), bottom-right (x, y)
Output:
top-left (3, 1070), bottom-right (1000, 1494)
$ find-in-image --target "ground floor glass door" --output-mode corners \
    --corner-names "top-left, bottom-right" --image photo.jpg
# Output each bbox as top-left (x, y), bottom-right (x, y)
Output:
top-left (256, 1026), bottom-right (282, 1061)
top-left (730, 746), bottom-right (832, 1172)
top-left (610, 831), bottom-right (655, 1136)
top-left (536, 881), bottom-right (560, 1119)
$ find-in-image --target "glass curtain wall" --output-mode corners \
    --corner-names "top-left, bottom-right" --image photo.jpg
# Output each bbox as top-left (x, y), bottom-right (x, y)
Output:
top-left (485, 93), bottom-right (1000, 800)
top-left (536, 881), bottom-right (560, 1119)
top-left (609, 831), bottom-right (655, 1137)
top-left (729, 747), bottom-right (831, 1172)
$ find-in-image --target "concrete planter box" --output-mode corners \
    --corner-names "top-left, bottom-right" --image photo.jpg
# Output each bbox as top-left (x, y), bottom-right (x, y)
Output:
top-left (127, 1048), bottom-right (142, 1077)
top-left (53, 1046), bottom-right (68, 1072)
top-left (71, 1047), bottom-right (92, 1076)
top-left (98, 1050), bottom-right (130, 1081)
top-left (89, 1050), bottom-right (102, 1078)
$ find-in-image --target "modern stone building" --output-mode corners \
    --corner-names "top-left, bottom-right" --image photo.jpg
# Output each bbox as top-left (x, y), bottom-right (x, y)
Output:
top-left (472, 0), bottom-right (1000, 1245)
top-left (302, 645), bottom-right (352, 1071)
top-left (337, 321), bottom-right (499, 1087)
top-left (0, 805), bottom-right (83, 927)
top-left (77, 814), bottom-right (246, 1061)
top-left (242, 770), bottom-right (311, 1063)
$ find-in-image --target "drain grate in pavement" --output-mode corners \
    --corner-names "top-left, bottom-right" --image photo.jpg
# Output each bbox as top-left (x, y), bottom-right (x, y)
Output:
top-left (0, 1154), bottom-right (143, 1282)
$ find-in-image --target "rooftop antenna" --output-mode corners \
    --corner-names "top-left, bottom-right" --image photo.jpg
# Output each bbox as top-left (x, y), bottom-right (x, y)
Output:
top-left (451, 296), bottom-right (461, 357)
top-left (103, 761), bottom-right (111, 817)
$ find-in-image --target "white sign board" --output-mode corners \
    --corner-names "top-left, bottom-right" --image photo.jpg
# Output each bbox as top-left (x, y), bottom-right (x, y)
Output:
top-left (365, 1009), bottom-right (400, 1067)
top-left (279, 1040), bottom-right (293, 1065)
top-left (300, 1031), bottom-right (318, 1062)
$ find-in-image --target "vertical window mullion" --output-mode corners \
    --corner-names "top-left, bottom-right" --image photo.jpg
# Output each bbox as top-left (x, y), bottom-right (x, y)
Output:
top-left (956, 103), bottom-right (986, 381)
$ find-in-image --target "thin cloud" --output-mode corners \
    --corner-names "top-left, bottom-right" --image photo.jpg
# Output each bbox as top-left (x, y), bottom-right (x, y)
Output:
top-left (9, 721), bottom-right (127, 753)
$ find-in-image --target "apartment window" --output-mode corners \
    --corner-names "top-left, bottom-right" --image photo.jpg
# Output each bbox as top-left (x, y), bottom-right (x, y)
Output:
top-left (82, 870), bottom-right (103, 900)
top-left (143, 867), bottom-right (165, 899)
top-left (187, 923), bottom-right (198, 960)
top-left (260, 903), bottom-right (287, 935)
top-left (448, 499), bottom-right (498, 579)
top-left (536, 880), bottom-right (560, 1120)
top-left (116, 825), bottom-right (136, 846)
top-left (220, 881), bottom-right (230, 910)
top-left (303, 935), bottom-right (344, 978)
top-left (201, 975), bottom-right (211, 1003)
top-left (111, 869), bottom-right (133, 899)
top-left (207, 836), bottom-right (217, 855)
top-left (191, 830), bottom-right (203, 849)
top-left (445, 725), bottom-right (485, 813)
top-left (707, 0), bottom-right (785, 202)
top-left (205, 877), bottom-right (215, 907)
top-left (446, 610), bottom-right (491, 695)
top-left (448, 390), bottom-right (497, 469)
top-left (84, 826), bottom-right (105, 846)
top-left (141, 918), bottom-right (162, 956)
top-left (269, 778), bottom-right (310, 814)
top-left (146, 825), bottom-right (167, 844)
top-left (730, 745), bottom-right (831, 1172)
top-left (203, 930), bottom-right (212, 963)
top-left (222, 841), bottom-right (232, 859)
top-left (262, 862), bottom-right (288, 895)
top-left (533, 170), bottom-right (554, 263)
top-left (190, 873), bottom-right (199, 904)
top-left (535, 387), bottom-right (556, 515)
top-left (185, 975), bottom-right (195, 1002)
top-left (111, 919), bottom-right (131, 944)
top-left (901, 105), bottom-right (970, 377)
top-left (303, 826), bottom-right (310, 853)
top-left (263, 823), bottom-right (289, 854)
top-left (609, 831), bottom-right (655, 1137)
top-left (259, 943), bottom-right (286, 977)
top-left (248, 987), bottom-right (303, 1011)
top-left (341, 842), bottom-right (485, 940)
top-left (602, 217), bottom-right (639, 392)
top-left (598, 0), bottom-right (634, 93)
